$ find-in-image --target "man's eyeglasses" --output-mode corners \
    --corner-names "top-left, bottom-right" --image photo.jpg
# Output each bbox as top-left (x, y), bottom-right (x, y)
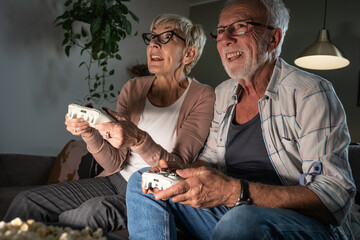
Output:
top-left (142, 30), bottom-right (186, 45)
top-left (210, 19), bottom-right (274, 41)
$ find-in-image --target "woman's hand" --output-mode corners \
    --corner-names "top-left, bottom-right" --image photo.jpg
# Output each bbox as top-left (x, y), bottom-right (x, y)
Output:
top-left (65, 114), bottom-right (93, 137)
top-left (94, 108), bottom-right (146, 149)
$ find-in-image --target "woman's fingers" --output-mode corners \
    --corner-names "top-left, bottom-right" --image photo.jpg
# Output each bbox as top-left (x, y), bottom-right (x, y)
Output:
top-left (102, 107), bottom-right (126, 121)
top-left (65, 114), bottom-right (91, 135)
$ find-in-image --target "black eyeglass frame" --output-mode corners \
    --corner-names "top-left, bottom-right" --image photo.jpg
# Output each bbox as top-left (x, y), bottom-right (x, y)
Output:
top-left (142, 30), bottom-right (186, 45)
top-left (210, 19), bottom-right (274, 41)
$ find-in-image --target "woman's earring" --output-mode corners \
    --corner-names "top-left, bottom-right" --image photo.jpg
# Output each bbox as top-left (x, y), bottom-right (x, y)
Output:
top-left (184, 60), bottom-right (187, 64)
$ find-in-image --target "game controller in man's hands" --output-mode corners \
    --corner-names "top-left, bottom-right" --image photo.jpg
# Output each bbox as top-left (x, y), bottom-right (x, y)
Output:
top-left (142, 169), bottom-right (184, 190)
top-left (67, 103), bottom-right (116, 127)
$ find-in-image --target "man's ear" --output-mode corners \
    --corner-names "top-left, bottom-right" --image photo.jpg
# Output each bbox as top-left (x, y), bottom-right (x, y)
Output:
top-left (183, 47), bottom-right (197, 64)
top-left (268, 28), bottom-right (282, 53)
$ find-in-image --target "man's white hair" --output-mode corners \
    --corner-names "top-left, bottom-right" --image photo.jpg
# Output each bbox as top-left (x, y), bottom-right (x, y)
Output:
top-left (223, 0), bottom-right (290, 57)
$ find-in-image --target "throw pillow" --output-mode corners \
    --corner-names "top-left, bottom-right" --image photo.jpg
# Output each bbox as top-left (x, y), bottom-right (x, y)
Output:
top-left (47, 139), bottom-right (103, 184)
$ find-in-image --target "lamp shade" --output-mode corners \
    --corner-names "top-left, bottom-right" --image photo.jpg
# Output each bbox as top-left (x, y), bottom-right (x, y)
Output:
top-left (294, 29), bottom-right (350, 70)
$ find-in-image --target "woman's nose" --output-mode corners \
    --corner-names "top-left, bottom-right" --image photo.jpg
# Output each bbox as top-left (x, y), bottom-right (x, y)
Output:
top-left (149, 38), bottom-right (160, 48)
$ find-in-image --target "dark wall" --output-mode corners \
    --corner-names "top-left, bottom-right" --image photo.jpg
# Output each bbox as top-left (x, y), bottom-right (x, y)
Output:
top-left (189, 0), bottom-right (226, 88)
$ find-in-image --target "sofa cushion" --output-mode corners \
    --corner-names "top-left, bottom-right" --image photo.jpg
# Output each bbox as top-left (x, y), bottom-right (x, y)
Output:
top-left (0, 154), bottom-right (55, 187)
top-left (0, 185), bottom-right (42, 220)
top-left (47, 140), bottom-right (103, 184)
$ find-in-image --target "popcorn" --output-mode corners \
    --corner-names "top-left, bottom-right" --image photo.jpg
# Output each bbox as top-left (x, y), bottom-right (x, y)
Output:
top-left (0, 218), bottom-right (107, 240)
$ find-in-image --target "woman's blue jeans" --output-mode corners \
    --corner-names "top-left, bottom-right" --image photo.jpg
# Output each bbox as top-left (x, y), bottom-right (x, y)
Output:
top-left (126, 168), bottom-right (339, 240)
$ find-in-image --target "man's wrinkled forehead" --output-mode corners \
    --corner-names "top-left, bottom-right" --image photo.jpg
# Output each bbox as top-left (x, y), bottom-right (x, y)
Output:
top-left (218, 1), bottom-right (268, 26)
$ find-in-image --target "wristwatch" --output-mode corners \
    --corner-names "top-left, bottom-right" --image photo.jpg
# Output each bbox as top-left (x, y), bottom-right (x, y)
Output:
top-left (232, 179), bottom-right (252, 207)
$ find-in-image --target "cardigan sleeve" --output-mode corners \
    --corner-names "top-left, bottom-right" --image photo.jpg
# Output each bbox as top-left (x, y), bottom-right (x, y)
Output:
top-left (81, 79), bottom-right (135, 174)
top-left (133, 81), bottom-right (215, 168)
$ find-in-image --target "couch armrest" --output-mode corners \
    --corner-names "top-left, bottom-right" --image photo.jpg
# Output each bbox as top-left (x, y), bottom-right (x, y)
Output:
top-left (0, 154), bottom-right (55, 187)
top-left (349, 143), bottom-right (360, 204)
top-left (349, 144), bottom-right (360, 188)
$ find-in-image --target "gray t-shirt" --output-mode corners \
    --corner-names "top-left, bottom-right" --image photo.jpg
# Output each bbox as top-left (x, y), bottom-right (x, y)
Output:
top-left (225, 113), bottom-right (282, 185)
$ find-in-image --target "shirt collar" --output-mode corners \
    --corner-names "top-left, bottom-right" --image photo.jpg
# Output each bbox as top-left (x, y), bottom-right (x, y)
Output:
top-left (264, 58), bottom-right (287, 101)
top-left (227, 58), bottom-right (289, 103)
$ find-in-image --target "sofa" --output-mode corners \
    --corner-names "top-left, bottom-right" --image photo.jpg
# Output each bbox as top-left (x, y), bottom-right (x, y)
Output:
top-left (1, 141), bottom-right (360, 239)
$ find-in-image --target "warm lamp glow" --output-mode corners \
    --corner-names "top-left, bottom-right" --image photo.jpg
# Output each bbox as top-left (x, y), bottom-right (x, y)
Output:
top-left (294, 0), bottom-right (350, 70)
top-left (294, 29), bottom-right (349, 70)
top-left (294, 55), bottom-right (349, 70)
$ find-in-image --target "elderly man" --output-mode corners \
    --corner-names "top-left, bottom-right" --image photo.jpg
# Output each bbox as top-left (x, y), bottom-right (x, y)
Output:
top-left (126, 0), bottom-right (360, 239)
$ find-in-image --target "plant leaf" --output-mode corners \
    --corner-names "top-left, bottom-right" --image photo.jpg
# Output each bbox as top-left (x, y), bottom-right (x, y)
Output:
top-left (99, 53), bottom-right (106, 59)
top-left (109, 69), bottom-right (115, 75)
top-left (64, 0), bottom-right (72, 7)
top-left (105, 23), bottom-right (111, 43)
top-left (119, 4), bottom-right (129, 14)
top-left (80, 48), bottom-right (87, 56)
top-left (91, 17), bottom-right (102, 35)
top-left (124, 20), bottom-right (131, 35)
top-left (65, 45), bottom-right (71, 57)
top-left (61, 38), bottom-right (69, 46)
top-left (54, 21), bottom-right (64, 27)
top-left (129, 10), bottom-right (139, 23)
top-left (81, 27), bottom-right (87, 37)
top-left (79, 62), bottom-right (86, 68)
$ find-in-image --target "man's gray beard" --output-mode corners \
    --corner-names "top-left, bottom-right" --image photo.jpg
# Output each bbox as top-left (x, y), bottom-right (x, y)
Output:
top-left (223, 41), bottom-right (268, 81)
top-left (224, 61), bottom-right (253, 80)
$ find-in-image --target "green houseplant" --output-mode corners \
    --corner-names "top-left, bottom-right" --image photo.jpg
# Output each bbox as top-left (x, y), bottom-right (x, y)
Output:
top-left (55, 0), bottom-right (139, 103)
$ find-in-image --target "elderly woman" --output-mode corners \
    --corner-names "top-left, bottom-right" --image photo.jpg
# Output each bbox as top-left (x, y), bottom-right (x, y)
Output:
top-left (4, 14), bottom-right (215, 232)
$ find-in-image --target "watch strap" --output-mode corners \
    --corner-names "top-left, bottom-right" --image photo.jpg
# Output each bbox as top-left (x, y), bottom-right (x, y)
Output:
top-left (233, 179), bottom-right (252, 207)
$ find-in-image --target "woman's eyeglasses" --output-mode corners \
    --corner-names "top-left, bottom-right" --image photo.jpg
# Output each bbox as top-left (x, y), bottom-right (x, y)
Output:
top-left (142, 30), bottom-right (185, 45)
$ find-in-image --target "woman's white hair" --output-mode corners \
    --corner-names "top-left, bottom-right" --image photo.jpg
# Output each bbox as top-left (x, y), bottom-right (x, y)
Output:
top-left (224, 0), bottom-right (290, 57)
top-left (150, 14), bottom-right (207, 75)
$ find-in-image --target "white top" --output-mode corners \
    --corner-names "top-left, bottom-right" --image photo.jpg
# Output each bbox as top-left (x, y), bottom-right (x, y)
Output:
top-left (120, 79), bottom-right (191, 181)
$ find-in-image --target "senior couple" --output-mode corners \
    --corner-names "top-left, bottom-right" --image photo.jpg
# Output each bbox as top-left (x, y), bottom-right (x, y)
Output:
top-left (5, 0), bottom-right (359, 239)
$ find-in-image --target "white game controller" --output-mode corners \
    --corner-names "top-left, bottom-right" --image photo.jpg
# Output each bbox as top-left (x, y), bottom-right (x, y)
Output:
top-left (142, 170), bottom-right (184, 190)
top-left (67, 103), bottom-right (116, 127)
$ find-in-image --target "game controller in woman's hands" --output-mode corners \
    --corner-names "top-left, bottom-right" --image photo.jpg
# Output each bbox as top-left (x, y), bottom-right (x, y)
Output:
top-left (67, 103), bottom-right (115, 127)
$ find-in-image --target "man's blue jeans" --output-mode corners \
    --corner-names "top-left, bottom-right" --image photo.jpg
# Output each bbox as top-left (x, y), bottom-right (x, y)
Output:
top-left (126, 168), bottom-right (340, 240)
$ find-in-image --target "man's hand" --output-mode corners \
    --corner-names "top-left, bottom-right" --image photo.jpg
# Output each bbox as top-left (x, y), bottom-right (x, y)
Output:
top-left (141, 160), bottom-right (172, 195)
top-left (153, 166), bottom-right (240, 209)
